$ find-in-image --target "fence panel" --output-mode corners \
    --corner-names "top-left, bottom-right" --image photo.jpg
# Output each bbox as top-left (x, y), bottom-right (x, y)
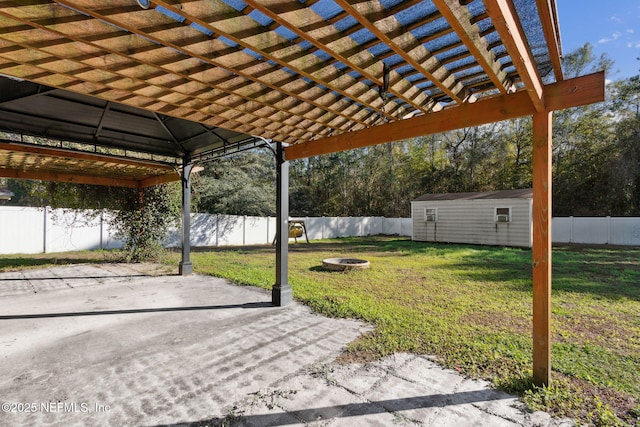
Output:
top-left (302, 217), bottom-right (325, 240)
top-left (552, 217), bottom-right (640, 245)
top-left (216, 215), bottom-right (244, 246)
top-left (400, 218), bottom-right (413, 237)
top-left (609, 218), bottom-right (640, 246)
top-left (552, 218), bottom-right (571, 243)
top-left (573, 218), bottom-right (609, 244)
top-left (245, 216), bottom-right (270, 245)
top-left (382, 217), bottom-right (402, 235)
top-left (46, 210), bottom-right (102, 253)
top-left (0, 207), bottom-right (45, 254)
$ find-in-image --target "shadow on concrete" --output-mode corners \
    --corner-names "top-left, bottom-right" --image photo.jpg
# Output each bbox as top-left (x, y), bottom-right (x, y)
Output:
top-left (0, 301), bottom-right (272, 320)
top-left (153, 389), bottom-right (511, 426)
top-left (0, 274), bottom-right (158, 281)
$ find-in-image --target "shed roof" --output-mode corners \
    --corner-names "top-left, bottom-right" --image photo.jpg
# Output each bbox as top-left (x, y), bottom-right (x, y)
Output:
top-left (413, 188), bottom-right (533, 201)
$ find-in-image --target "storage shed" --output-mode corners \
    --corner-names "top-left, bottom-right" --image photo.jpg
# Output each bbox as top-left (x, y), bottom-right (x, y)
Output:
top-left (412, 189), bottom-right (533, 248)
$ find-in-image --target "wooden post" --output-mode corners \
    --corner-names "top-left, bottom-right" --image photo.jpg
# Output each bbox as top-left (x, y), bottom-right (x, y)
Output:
top-left (532, 110), bottom-right (553, 386)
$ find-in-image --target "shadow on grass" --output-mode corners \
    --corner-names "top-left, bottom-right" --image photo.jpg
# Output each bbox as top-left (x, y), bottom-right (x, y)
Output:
top-left (440, 250), bottom-right (640, 301)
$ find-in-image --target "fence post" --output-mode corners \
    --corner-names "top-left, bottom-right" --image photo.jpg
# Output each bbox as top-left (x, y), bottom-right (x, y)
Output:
top-left (215, 215), bottom-right (219, 247)
top-left (43, 206), bottom-right (48, 254)
top-left (607, 216), bottom-right (611, 244)
top-left (569, 216), bottom-right (574, 243)
top-left (100, 211), bottom-right (104, 250)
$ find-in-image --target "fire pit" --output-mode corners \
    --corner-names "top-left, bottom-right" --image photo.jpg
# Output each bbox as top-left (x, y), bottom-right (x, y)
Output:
top-left (322, 258), bottom-right (370, 271)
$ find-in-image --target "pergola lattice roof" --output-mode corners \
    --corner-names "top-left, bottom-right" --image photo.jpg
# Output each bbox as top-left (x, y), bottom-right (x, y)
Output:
top-left (0, 0), bottom-right (565, 147)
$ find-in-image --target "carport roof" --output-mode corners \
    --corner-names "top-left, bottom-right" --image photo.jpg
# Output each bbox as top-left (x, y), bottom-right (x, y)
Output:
top-left (0, 76), bottom-right (262, 187)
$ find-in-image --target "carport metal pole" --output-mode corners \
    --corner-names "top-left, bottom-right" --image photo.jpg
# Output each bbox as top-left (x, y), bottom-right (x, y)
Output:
top-left (272, 141), bottom-right (292, 306)
top-left (179, 159), bottom-right (193, 276)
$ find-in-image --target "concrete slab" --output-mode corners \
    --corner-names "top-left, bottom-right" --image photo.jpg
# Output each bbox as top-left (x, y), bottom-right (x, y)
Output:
top-left (0, 264), bottom-right (573, 426)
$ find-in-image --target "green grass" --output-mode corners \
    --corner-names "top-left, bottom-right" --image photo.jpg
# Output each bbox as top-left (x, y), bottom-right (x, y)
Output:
top-left (175, 238), bottom-right (640, 426)
top-left (2, 238), bottom-right (639, 425)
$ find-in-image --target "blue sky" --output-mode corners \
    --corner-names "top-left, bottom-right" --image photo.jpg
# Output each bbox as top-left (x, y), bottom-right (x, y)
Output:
top-left (556, 0), bottom-right (640, 79)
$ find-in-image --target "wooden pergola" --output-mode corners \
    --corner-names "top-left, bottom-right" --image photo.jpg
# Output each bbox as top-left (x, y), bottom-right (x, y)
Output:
top-left (0, 0), bottom-right (604, 386)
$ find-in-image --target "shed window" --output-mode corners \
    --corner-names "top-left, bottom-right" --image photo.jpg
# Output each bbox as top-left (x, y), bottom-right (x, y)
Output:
top-left (424, 208), bottom-right (437, 222)
top-left (495, 207), bottom-right (511, 223)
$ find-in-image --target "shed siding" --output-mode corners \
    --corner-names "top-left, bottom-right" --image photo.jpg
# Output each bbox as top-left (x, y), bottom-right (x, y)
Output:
top-left (411, 198), bottom-right (532, 247)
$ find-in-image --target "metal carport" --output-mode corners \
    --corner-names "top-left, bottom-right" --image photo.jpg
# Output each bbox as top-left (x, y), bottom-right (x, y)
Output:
top-left (0, 75), bottom-right (268, 274)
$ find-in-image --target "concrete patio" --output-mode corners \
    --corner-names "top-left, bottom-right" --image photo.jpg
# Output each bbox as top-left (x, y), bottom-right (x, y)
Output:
top-left (0, 264), bottom-right (572, 426)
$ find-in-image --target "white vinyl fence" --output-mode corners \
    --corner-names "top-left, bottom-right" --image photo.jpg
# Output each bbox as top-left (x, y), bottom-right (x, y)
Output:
top-left (163, 215), bottom-right (413, 247)
top-left (552, 217), bottom-right (640, 246)
top-left (0, 206), bottom-right (412, 254)
top-left (0, 207), bottom-right (123, 254)
top-left (1, 206), bottom-right (639, 254)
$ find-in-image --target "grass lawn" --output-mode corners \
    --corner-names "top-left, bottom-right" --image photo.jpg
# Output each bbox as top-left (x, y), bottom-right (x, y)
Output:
top-left (2, 238), bottom-right (638, 425)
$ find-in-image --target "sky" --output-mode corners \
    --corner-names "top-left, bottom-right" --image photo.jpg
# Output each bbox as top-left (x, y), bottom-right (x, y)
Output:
top-left (556, 0), bottom-right (640, 80)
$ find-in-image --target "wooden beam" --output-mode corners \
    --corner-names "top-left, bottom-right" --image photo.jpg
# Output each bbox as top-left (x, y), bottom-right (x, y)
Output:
top-left (0, 167), bottom-right (140, 188)
top-left (332, 0), bottom-right (469, 106)
top-left (433, 0), bottom-right (513, 94)
top-left (285, 72), bottom-right (604, 160)
top-left (0, 141), bottom-right (177, 171)
top-left (532, 110), bottom-right (552, 386)
top-left (138, 173), bottom-right (180, 188)
top-left (544, 71), bottom-right (605, 110)
top-left (484, 0), bottom-right (544, 111)
top-left (0, 6), bottom-right (349, 138)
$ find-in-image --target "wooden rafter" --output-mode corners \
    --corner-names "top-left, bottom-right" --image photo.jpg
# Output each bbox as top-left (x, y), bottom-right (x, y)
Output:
top-left (1, 0), bottom-right (360, 144)
top-left (333, 0), bottom-right (471, 105)
top-left (484, 0), bottom-right (544, 111)
top-left (147, 0), bottom-right (398, 123)
top-left (239, 0), bottom-right (436, 115)
top-left (536, 0), bottom-right (564, 81)
top-left (433, 0), bottom-right (514, 95)
top-left (3, 2), bottom-right (344, 137)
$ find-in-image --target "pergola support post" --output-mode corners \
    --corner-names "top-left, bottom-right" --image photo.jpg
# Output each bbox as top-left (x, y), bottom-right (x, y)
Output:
top-left (272, 141), bottom-right (292, 306)
top-left (532, 110), bottom-right (553, 386)
top-left (179, 160), bottom-right (193, 276)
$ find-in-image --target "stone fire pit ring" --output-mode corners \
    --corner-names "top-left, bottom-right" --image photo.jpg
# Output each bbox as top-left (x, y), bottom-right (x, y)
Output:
top-left (322, 257), bottom-right (370, 271)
